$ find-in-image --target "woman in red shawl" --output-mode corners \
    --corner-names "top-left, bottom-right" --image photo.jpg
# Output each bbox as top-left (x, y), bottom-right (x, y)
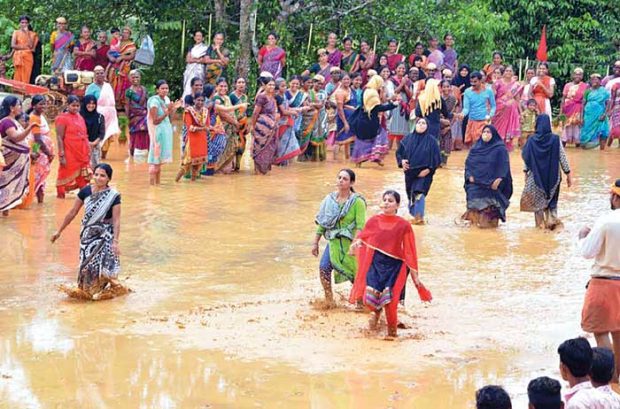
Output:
top-left (349, 190), bottom-right (430, 339)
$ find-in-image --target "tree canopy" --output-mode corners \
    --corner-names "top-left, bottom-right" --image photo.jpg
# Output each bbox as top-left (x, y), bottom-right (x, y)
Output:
top-left (1, 0), bottom-right (619, 95)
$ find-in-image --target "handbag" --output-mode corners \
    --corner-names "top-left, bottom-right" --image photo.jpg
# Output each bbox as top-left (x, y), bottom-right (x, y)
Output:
top-left (134, 35), bottom-right (155, 66)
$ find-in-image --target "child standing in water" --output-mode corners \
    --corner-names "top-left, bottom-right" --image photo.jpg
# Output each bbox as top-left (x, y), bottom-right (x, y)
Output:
top-left (520, 99), bottom-right (538, 148)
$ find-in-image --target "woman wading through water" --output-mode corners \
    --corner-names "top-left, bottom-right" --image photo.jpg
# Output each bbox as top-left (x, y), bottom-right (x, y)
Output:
top-left (313, 169), bottom-right (366, 306)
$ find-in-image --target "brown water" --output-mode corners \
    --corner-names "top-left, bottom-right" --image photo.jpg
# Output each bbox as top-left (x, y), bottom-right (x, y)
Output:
top-left (1, 139), bottom-right (619, 408)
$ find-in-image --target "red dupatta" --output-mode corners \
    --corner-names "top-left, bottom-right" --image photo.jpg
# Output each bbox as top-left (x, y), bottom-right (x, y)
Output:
top-left (350, 214), bottom-right (431, 303)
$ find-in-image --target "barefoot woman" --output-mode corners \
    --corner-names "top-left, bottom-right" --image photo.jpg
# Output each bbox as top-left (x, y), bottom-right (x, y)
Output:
top-left (350, 190), bottom-right (423, 338)
top-left (51, 163), bottom-right (128, 300)
top-left (313, 169), bottom-right (366, 305)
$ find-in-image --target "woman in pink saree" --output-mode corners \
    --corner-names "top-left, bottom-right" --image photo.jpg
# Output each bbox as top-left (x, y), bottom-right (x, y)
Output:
top-left (491, 66), bottom-right (522, 151)
top-left (560, 68), bottom-right (588, 146)
top-left (86, 66), bottom-right (120, 159)
top-left (107, 27), bottom-right (136, 109)
top-left (258, 32), bottom-right (286, 79)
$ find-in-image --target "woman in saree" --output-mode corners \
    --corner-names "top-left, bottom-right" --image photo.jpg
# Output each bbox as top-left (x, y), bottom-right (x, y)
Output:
top-left (73, 26), bottom-right (96, 72)
top-left (213, 78), bottom-right (248, 172)
top-left (80, 95), bottom-right (105, 169)
top-left (396, 118), bottom-right (441, 225)
top-left (492, 65), bottom-right (522, 151)
top-left (312, 169), bottom-right (366, 306)
top-left (147, 80), bottom-right (182, 185)
top-left (296, 76), bottom-right (316, 159)
top-left (50, 17), bottom-right (74, 74)
top-left (286, 76), bottom-right (308, 140)
top-left (94, 31), bottom-right (110, 69)
top-left (520, 114), bottom-right (572, 230)
top-left (182, 30), bottom-right (208, 100)
top-left (349, 190), bottom-right (424, 339)
top-left (332, 73), bottom-right (357, 160)
top-left (176, 94), bottom-right (208, 182)
top-left (408, 42), bottom-right (428, 71)
top-left (462, 125), bottom-right (513, 228)
top-left (386, 62), bottom-right (412, 150)
top-left (204, 32), bottom-right (230, 85)
top-left (51, 163), bottom-right (129, 301)
top-left (384, 38), bottom-right (404, 73)
top-left (124, 70), bottom-right (149, 160)
top-left (426, 36), bottom-right (444, 80)
top-left (302, 49), bottom-right (333, 85)
top-left (560, 68), bottom-right (588, 147)
top-left (230, 77), bottom-right (249, 171)
top-left (107, 27), bottom-right (136, 109)
top-left (250, 77), bottom-right (278, 174)
top-left (257, 32), bottom-right (286, 79)
top-left (325, 32), bottom-right (343, 68)
top-left (529, 62), bottom-right (555, 118)
top-left (308, 75), bottom-right (328, 161)
top-left (483, 52), bottom-right (504, 84)
top-left (581, 74), bottom-right (611, 150)
top-left (351, 75), bottom-right (396, 166)
top-left (608, 79), bottom-right (620, 148)
top-left (439, 80), bottom-right (458, 166)
top-left (56, 96), bottom-right (91, 199)
top-left (0, 96), bottom-right (33, 215)
top-left (340, 37), bottom-right (359, 73)
top-left (28, 95), bottom-right (54, 204)
top-left (11, 16), bottom-right (38, 83)
top-left (86, 66), bottom-right (121, 159)
top-left (274, 78), bottom-right (302, 164)
top-left (358, 40), bottom-right (376, 86)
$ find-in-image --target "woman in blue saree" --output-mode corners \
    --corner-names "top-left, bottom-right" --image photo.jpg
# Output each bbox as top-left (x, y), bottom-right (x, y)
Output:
top-left (581, 73), bottom-right (611, 150)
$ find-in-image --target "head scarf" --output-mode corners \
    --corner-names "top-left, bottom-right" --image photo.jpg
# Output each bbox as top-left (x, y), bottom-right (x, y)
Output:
top-left (80, 94), bottom-right (101, 140)
top-left (417, 78), bottom-right (442, 117)
top-left (465, 125), bottom-right (513, 216)
top-left (400, 119), bottom-right (441, 171)
top-left (452, 64), bottom-right (471, 89)
top-left (363, 75), bottom-right (383, 117)
top-left (522, 114), bottom-right (560, 198)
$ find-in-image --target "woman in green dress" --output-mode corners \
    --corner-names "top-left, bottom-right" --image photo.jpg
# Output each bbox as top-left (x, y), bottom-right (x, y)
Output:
top-left (312, 169), bottom-right (366, 306)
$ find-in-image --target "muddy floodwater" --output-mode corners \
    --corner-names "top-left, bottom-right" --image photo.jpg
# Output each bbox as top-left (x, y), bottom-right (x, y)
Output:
top-left (1, 139), bottom-right (619, 408)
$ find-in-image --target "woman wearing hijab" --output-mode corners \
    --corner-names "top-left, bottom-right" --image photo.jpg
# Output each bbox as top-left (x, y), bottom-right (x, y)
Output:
top-left (396, 118), bottom-right (441, 225)
top-left (350, 75), bottom-right (397, 166)
top-left (414, 78), bottom-right (452, 142)
top-left (462, 125), bottom-right (513, 228)
top-left (80, 95), bottom-right (105, 169)
top-left (452, 64), bottom-right (471, 149)
top-left (520, 114), bottom-right (572, 230)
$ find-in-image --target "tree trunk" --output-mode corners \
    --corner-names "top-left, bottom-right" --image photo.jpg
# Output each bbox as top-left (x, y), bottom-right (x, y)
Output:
top-left (214, 0), bottom-right (228, 28)
top-left (235, 0), bottom-right (255, 80)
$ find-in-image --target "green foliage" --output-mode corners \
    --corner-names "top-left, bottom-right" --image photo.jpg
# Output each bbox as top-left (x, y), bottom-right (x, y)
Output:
top-left (1, 0), bottom-right (618, 97)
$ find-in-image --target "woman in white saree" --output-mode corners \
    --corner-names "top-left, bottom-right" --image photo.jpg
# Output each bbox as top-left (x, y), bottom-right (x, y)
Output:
top-left (182, 31), bottom-right (208, 100)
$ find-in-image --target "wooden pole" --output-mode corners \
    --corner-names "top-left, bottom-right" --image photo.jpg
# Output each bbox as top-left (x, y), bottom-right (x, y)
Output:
top-left (252, 12), bottom-right (257, 45)
top-left (519, 58), bottom-right (523, 81)
top-left (525, 56), bottom-right (529, 73)
top-left (373, 35), bottom-right (377, 53)
top-left (306, 23), bottom-right (313, 54)
top-left (208, 14), bottom-right (212, 44)
top-left (181, 20), bottom-right (186, 59)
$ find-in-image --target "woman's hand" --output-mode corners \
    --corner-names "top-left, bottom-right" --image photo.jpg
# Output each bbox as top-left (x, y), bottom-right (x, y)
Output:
top-left (344, 123), bottom-right (350, 133)
top-left (401, 159), bottom-right (410, 171)
top-left (50, 231), bottom-right (61, 243)
top-left (419, 168), bottom-right (430, 177)
top-left (112, 241), bottom-right (120, 256)
top-left (59, 155), bottom-right (66, 167)
top-left (311, 243), bottom-right (319, 257)
top-left (567, 173), bottom-right (573, 188)
top-left (491, 178), bottom-right (502, 190)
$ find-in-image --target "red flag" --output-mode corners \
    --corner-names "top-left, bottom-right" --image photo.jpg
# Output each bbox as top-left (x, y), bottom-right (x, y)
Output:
top-left (536, 25), bottom-right (548, 62)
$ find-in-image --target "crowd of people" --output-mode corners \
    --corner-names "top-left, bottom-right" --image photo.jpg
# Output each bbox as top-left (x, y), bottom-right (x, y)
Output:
top-left (1, 16), bottom-right (620, 406)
